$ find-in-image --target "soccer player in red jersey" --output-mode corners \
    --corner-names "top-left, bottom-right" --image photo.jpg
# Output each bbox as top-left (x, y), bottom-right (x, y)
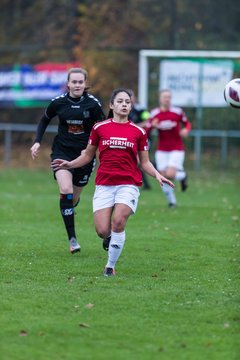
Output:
top-left (145, 89), bottom-right (191, 208)
top-left (30, 68), bottom-right (105, 254)
top-left (52, 88), bottom-right (174, 276)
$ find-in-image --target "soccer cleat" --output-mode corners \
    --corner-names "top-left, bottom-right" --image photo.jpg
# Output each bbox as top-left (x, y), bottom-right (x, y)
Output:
top-left (181, 174), bottom-right (188, 192)
top-left (69, 237), bottom-right (81, 254)
top-left (142, 184), bottom-right (151, 190)
top-left (73, 197), bottom-right (80, 208)
top-left (103, 267), bottom-right (116, 277)
top-left (168, 203), bottom-right (176, 208)
top-left (102, 236), bottom-right (111, 251)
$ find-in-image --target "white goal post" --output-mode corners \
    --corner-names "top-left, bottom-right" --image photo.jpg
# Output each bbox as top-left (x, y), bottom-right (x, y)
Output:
top-left (138, 50), bottom-right (240, 170)
top-left (138, 50), bottom-right (240, 108)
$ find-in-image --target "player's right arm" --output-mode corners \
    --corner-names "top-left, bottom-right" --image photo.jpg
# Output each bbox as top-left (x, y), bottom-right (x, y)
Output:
top-left (30, 102), bottom-right (56, 159)
top-left (139, 150), bottom-right (174, 188)
top-left (141, 108), bottom-right (159, 132)
top-left (179, 110), bottom-right (191, 138)
top-left (51, 144), bottom-right (97, 170)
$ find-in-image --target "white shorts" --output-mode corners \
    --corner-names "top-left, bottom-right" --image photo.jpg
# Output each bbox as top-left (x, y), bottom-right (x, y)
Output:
top-left (155, 150), bottom-right (185, 171)
top-left (93, 185), bottom-right (140, 213)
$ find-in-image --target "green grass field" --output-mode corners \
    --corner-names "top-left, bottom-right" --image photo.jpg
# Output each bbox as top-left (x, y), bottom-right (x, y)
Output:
top-left (1, 168), bottom-right (239, 360)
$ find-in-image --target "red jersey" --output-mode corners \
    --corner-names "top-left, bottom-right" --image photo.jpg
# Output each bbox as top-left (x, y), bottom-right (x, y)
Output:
top-left (89, 119), bottom-right (149, 186)
top-left (146, 106), bottom-right (191, 151)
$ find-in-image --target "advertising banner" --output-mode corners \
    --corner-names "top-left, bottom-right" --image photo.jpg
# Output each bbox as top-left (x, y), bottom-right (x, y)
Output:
top-left (160, 60), bottom-right (233, 107)
top-left (0, 62), bottom-right (80, 108)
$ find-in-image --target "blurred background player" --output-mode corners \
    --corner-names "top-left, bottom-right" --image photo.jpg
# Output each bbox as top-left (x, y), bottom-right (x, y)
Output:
top-left (30, 68), bottom-right (105, 253)
top-left (145, 89), bottom-right (191, 207)
top-left (128, 90), bottom-right (151, 190)
top-left (51, 88), bottom-right (174, 276)
top-left (128, 90), bottom-right (150, 125)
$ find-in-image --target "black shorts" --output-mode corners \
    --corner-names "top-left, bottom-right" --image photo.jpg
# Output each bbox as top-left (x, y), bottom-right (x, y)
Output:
top-left (51, 141), bottom-right (96, 187)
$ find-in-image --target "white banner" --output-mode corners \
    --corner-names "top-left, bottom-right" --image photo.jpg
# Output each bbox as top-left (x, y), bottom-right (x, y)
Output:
top-left (160, 60), bottom-right (233, 107)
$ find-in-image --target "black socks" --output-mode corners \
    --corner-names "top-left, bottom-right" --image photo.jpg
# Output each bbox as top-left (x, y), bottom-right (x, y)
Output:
top-left (60, 193), bottom-right (76, 240)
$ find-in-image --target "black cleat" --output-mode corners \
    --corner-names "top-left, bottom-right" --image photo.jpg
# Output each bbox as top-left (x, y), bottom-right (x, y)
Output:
top-left (103, 236), bottom-right (111, 251)
top-left (142, 184), bottom-right (151, 190)
top-left (73, 197), bottom-right (80, 208)
top-left (73, 198), bottom-right (80, 215)
top-left (168, 203), bottom-right (176, 208)
top-left (103, 267), bottom-right (116, 277)
top-left (181, 174), bottom-right (188, 192)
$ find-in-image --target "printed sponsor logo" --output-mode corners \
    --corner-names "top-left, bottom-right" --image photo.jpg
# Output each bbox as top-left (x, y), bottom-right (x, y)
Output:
top-left (158, 120), bottom-right (177, 130)
top-left (66, 119), bottom-right (83, 125)
top-left (66, 120), bottom-right (84, 134)
top-left (102, 137), bottom-right (134, 149)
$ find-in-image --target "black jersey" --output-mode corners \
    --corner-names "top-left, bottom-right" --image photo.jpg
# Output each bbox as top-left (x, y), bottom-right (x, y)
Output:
top-left (35, 91), bottom-right (105, 152)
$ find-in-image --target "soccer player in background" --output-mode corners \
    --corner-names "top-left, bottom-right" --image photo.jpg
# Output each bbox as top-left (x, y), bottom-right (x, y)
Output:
top-left (51, 88), bottom-right (174, 276)
top-left (128, 90), bottom-right (151, 190)
top-left (145, 89), bottom-right (191, 208)
top-left (30, 68), bottom-right (105, 253)
top-left (128, 91), bottom-right (150, 125)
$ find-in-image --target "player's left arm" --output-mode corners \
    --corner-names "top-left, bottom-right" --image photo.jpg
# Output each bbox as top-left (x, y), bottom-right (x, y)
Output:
top-left (139, 151), bottom-right (174, 188)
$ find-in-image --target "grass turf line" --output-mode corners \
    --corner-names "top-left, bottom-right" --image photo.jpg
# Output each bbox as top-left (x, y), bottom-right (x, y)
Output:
top-left (1, 169), bottom-right (239, 360)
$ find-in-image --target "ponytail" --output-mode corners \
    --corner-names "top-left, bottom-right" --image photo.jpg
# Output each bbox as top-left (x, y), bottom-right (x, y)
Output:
top-left (107, 109), bottom-right (114, 118)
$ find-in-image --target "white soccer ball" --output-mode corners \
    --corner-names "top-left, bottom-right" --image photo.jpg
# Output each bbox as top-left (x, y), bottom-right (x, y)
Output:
top-left (224, 78), bottom-right (240, 108)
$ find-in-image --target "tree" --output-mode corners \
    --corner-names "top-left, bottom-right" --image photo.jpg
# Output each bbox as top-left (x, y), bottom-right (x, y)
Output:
top-left (0, 0), bottom-right (240, 116)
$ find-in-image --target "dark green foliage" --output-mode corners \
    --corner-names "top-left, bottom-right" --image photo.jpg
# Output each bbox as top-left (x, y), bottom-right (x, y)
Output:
top-left (0, 1), bottom-right (240, 129)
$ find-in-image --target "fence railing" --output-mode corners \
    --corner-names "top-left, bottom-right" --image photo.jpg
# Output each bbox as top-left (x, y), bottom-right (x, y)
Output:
top-left (190, 129), bottom-right (240, 170)
top-left (0, 123), bottom-right (240, 169)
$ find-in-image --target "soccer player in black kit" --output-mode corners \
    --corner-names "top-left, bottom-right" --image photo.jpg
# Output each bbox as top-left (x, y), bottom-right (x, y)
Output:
top-left (30, 68), bottom-right (105, 254)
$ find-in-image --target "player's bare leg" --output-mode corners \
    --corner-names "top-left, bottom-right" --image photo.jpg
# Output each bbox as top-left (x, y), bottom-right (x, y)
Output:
top-left (94, 207), bottom-right (113, 251)
top-left (104, 204), bottom-right (132, 275)
top-left (94, 207), bottom-right (112, 238)
top-left (72, 185), bottom-right (84, 211)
